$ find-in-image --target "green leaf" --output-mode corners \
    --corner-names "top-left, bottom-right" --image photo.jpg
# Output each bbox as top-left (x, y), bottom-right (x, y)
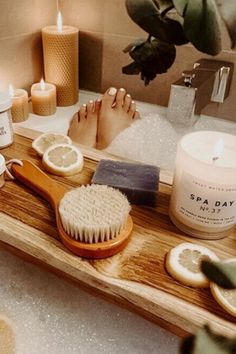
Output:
top-left (172, 0), bottom-right (188, 16)
top-left (153, 0), bottom-right (174, 13)
top-left (201, 260), bottom-right (236, 289)
top-left (183, 0), bottom-right (222, 55)
top-left (123, 39), bottom-right (147, 53)
top-left (122, 61), bottom-right (142, 75)
top-left (181, 326), bottom-right (236, 354)
top-left (122, 38), bottom-right (176, 85)
top-left (125, 0), bottom-right (188, 44)
top-left (216, 0), bottom-right (236, 48)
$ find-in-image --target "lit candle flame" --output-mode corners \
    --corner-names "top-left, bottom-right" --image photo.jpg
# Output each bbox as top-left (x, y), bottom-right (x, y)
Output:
top-left (40, 78), bottom-right (46, 91)
top-left (212, 138), bottom-right (224, 163)
top-left (9, 84), bottom-right (14, 97)
top-left (57, 11), bottom-right (63, 32)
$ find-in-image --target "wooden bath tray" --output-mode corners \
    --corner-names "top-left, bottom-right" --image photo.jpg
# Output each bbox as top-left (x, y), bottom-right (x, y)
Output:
top-left (0, 133), bottom-right (235, 338)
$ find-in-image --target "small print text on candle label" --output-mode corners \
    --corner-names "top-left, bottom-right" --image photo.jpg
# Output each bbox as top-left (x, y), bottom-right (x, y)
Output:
top-left (0, 127), bottom-right (7, 136)
top-left (175, 172), bottom-right (236, 227)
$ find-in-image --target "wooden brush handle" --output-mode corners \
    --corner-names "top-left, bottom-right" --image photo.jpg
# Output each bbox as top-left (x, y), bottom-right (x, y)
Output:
top-left (11, 160), bottom-right (66, 209)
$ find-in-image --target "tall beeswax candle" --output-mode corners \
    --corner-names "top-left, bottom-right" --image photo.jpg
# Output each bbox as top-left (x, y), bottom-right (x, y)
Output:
top-left (42, 12), bottom-right (79, 106)
top-left (169, 131), bottom-right (236, 240)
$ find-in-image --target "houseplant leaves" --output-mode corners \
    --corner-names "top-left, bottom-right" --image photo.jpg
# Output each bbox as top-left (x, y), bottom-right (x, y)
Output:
top-left (125, 0), bottom-right (188, 45)
top-left (201, 260), bottom-right (236, 289)
top-left (123, 0), bottom-right (228, 83)
top-left (182, 0), bottom-right (222, 55)
top-left (181, 326), bottom-right (236, 354)
top-left (172, 0), bottom-right (188, 16)
top-left (217, 0), bottom-right (236, 48)
top-left (122, 38), bottom-right (176, 85)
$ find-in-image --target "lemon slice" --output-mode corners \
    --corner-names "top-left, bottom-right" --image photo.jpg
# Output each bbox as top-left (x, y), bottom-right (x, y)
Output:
top-left (32, 133), bottom-right (72, 157)
top-left (210, 258), bottom-right (236, 317)
top-left (165, 242), bottom-right (219, 288)
top-left (42, 143), bottom-right (84, 176)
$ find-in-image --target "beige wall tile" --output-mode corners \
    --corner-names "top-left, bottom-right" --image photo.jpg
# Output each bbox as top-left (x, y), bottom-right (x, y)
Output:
top-left (0, 33), bottom-right (43, 93)
top-left (103, 0), bottom-right (145, 37)
top-left (59, 0), bottom-right (145, 37)
top-left (0, 0), bottom-right (57, 39)
top-left (79, 31), bottom-right (103, 93)
top-left (59, 0), bottom-right (106, 33)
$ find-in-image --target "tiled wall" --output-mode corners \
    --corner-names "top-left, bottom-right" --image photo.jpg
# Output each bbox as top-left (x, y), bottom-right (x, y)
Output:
top-left (0, 0), bottom-right (235, 122)
top-left (0, 0), bottom-right (57, 92)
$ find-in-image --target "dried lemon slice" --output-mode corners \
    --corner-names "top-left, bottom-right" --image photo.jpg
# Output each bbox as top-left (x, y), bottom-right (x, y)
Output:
top-left (165, 242), bottom-right (219, 288)
top-left (210, 258), bottom-right (236, 317)
top-left (32, 133), bottom-right (72, 157)
top-left (42, 143), bottom-right (84, 176)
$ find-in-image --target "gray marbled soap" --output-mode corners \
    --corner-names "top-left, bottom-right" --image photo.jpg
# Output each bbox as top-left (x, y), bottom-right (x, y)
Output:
top-left (92, 160), bottom-right (160, 207)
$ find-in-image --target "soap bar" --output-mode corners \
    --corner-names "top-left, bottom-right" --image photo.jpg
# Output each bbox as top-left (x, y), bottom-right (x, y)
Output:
top-left (92, 160), bottom-right (160, 206)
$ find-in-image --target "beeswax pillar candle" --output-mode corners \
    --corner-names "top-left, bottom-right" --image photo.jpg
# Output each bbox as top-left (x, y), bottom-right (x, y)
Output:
top-left (169, 131), bottom-right (236, 240)
top-left (42, 13), bottom-right (79, 106)
top-left (31, 79), bottom-right (56, 116)
top-left (9, 86), bottom-right (29, 123)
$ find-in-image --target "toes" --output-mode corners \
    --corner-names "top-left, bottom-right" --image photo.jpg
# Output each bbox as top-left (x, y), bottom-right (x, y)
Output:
top-left (133, 110), bottom-right (140, 120)
top-left (87, 100), bottom-right (95, 115)
top-left (102, 87), bottom-right (117, 109)
top-left (123, 93), bottom-right (132, 112)
top-left (95, 99), bottom-right (101, 114)
top-left (79, 104), bottom-right (87, 121)
top-left (128, 100), bottom-right (136, 117)
top-left (115, 88), bottom-right (126, 109)
top-left (68, 112), bottom-right (79, 135)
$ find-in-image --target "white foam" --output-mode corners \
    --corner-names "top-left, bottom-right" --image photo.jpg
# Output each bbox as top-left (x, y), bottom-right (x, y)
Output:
top-left (0, 249), bottom-right (179, 353)
top-left (105, 113), bottom-right (180, 171)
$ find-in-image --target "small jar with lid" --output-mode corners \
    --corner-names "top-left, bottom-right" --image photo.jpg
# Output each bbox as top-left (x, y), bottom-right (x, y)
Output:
top-left (0, 154), bottom-right (6, 188)
top-left (0, 92), bottom-right (13, 148)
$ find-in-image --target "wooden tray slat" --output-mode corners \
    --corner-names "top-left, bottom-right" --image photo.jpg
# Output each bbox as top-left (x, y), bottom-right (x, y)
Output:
top-left (0, 134), bottom-right (235, 337)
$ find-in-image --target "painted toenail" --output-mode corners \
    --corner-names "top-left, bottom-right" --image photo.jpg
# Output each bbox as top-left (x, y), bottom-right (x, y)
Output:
top-left (89, 100), bottom-right (93, 104)
top-left (119, 88), bottom-right (125, 92)
top-left (82, 104), bottom-right (86, 107)
top-left (108, 87), bottom-right (117, 95)
top-left (126, 94), bottom-right (131, 98)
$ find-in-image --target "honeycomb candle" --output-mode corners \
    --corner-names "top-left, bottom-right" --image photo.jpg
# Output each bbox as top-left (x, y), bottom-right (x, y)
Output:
top-left (42, 12), bottom-right (79, 106)
top-left (9, 85), bottom-right (29, 122)
top-left (31, 79), bottom-right (56, 116)
top-left (169, 131), bottom-right (236, 240)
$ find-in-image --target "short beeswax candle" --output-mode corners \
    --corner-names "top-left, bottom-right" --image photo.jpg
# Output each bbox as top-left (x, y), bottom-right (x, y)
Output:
top-left (169, 131), bottom-right (236, 240)
top-left (42, 12), bottom-right (79, 106)
top-left (31, 79), bottom-right (56, 116)
top-left (9, 85), bottom-right (29, 123)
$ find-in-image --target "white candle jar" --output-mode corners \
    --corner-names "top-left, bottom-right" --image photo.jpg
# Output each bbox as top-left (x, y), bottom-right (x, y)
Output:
top-left (0, 154), bottom-right (6, 188)
top-left (0, 92), bottom-right (13, 149)
top-left (169, 131), bottom-right (236, 239)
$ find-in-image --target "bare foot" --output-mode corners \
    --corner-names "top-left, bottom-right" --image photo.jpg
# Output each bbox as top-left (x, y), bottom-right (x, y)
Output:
top-left (97, 87), bottom-right (140, 149)
top-left (68, 99), bottom-right (101, 148)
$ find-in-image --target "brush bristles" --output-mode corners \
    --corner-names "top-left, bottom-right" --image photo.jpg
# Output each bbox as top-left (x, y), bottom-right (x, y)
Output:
top-left (59, 184), bottom-right (131, 243)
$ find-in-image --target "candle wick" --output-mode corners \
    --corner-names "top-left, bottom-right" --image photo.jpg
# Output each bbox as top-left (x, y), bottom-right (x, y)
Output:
top-left (212, 156), bottom-right (219, 164)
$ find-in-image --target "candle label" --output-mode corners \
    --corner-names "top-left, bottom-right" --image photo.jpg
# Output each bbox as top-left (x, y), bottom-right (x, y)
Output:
top-left (175, 172), bottom-right (236, 227)
top-left (0, 112), bottom-right (12, 147)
